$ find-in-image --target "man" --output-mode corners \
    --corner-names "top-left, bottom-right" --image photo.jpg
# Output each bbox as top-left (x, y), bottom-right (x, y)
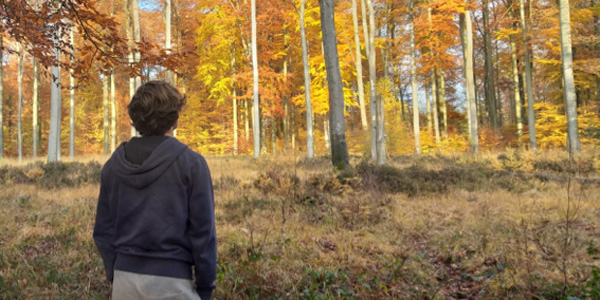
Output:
top-left (94, 80), bottom-right (216, 300)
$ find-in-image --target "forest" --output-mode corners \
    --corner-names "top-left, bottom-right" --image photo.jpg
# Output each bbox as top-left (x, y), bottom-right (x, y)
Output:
top-left (1, 0), bottom-right (600, 299)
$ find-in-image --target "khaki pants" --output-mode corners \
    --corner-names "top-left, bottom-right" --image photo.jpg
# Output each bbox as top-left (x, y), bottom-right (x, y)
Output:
top-left (112, 270), bottom-right (201, 300)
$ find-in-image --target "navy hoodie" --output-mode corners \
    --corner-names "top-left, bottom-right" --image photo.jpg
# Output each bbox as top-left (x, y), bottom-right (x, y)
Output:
top-left (93, 137), bottom-right (216, 300)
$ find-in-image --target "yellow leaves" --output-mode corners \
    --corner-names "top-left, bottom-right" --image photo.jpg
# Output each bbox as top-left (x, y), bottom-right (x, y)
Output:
top-left (494, 28), bottom-right (520, 40)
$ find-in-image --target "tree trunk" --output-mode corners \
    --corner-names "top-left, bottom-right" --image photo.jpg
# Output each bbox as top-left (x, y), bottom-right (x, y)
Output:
top-left (103, 73), bottom-right (110, 155)
top-left (251, 0), bottom-right (260, 158)
top-left (462, 3), bottom-right (478, 154)
top-left (283, 56), bottom-right (289, 149)
top-left (519, 0), bottom-right (537, 150)
top-left (17, 44), bottom-right (23, 162)
top-left (48, 27), bottom-right (62, 162)
top-left (271, 119), bottom-right (277, 154)
top-left (351, 0), bottom-right (368, 130)
top-left (559, 0), bottom-right (581, 153)
top-left (324, 118), bottom-right (330, 149)
top-left (436, 67), bottom-right (448, 138)
top-left (360, 0), bottom-right (370, 60)
top-left (509, 34), bottom-right (523, 146)
top-left (232, 48), bottom-right (238, 156)
top-left (300, 0), bottom-right (314, 158)
top-left (0, 39), bottom-right (3, 159)
top-left (110, 71), bottom-right (116, 153)
top-left (165, 0), bottom-right (172, 83)
top-left (319, 0), bottom-right (350, 169)
top-left (365, 0), bottom-right (378, 162)
top-left (426, 84), bottom-right (432, 133)
top-left (32, 58), bottom-right (39, 158)
top-left (409, 0), bottom-right (421, 154)
top-left (125, 0), bottom-right (137, 138)
top-left (483, 0), bottom-right (498, 129)
top-left (70, 28), bottom-right (76, 157)
top-left (132, 0), bottom-right (142, 88)
top-left (432, 73), bottom-right (441, 144)
top-left (245, 99), bottom-right (250, 140)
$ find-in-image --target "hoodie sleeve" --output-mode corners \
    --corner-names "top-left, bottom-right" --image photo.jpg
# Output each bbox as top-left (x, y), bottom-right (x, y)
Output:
top-left (188, 156), bottom-right (217, 300)
top-left (93, 172), bottom-right (116, 283)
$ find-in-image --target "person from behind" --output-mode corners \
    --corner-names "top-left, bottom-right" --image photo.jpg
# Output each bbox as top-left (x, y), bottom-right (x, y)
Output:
top-left (93, 80), bottom-right (216, 300)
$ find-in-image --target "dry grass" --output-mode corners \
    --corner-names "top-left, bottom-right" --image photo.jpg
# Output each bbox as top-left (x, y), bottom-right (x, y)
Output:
top-left (1, 151), bottom-right (599, 299)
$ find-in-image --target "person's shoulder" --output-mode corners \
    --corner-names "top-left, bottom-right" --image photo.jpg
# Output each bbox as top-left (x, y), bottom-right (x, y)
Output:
top-left (176, 142), bottom-right (207, 164)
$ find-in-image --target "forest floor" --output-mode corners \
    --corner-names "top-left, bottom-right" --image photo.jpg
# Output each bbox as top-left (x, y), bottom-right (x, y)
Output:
top-left (1, 149), bottom-right (600, 299)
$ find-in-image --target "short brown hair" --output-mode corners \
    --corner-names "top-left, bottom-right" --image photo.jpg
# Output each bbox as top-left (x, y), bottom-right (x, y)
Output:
top-left (128, 81), bottom-right (186, 136)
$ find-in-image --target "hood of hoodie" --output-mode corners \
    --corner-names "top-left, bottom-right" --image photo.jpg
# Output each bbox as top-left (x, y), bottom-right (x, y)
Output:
top-left (110, 137), bottom-right (188, 189)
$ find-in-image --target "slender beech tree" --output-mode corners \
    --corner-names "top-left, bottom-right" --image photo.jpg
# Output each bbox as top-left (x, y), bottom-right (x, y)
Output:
top-left (365, 0), bottom-right (377, 160)
top-left (69, 28), bottom-right (76, 157)
top-left (165, 0), bottom-right (172, 83)
top-left (483, 0), bottom-right (498, 129)
top-left (426, 84), bottom-right (432, 132)
top-left (124, 0), bottom-right (137, 138)
top-left (559, 0), bottom-right (581, 153)
top-left (462, 1), bottom-right (478, 153)
top-left (428, 8), bottom-right (441, 145)
top-left (519, 0), bottom-right (536, 150)
top-left (509, 15), bottom-right (523, 146)
top-left (17, 44), bottom-right (24, 162)
top-left (32, 58), bottom-right (39, 158)
top-left (103, 72), bottom-right (110, 155)
top-left (351, 0), bottom-right (368, 130)
top-left (48, 26), bottom-right (62, 162)
top-left (319, 0), bottom-right (350, 169)
top-left (132, 0), bottom-right (142, 88)
top-left (231, 45), bottom-right (238, 155)
top-left (251, 0), bottom-right (260, 158)
top-left (300, 0), bottom-right (314, 158)
top-left (409, 0), bottom-right (421, 154)
top-left (110, 71), bottom-right (116, 152)
top-left (0, 38), bottom-right (3, 159)
top-left (436, 67), bottom-right (448, 138)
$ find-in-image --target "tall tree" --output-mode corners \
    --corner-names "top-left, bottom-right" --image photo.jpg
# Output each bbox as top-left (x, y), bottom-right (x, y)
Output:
top-left (69, 28), bottom-right (76, 158)
top-left (365, 0), bottom-right (377, 160)
top-left (32, 58), bottom-right (40, 158)
top-left (300, 0), bottom-right (314, 158)
top-left (165, 0), bottom-right (172, 83)
top-left (0, 38), bottom-right (3, 159)
top-left (132, 0), bottom-right (142, 88)
top-left (508, 9), bottom-right (523, 146)
top-left (251, 0), bottom-right (260, 158)
top-left (48, 25), bottom-right (62, 162)
top-left (110, 71), bottom-right (116, 152)
top-left (124, 0), bottom-right (137, 138)
top-left (559, 0), bottom-right (581, 153)
top-left (103, 72), bottom-right (110, 155)
top-left (483, 0), bottom-right (498, 129)
top-left (351, 0), bottom-right (368, 130)
top-left (319, 0), bottom-right (350, 169)
top-left (17, 44), bottom-right (24, 162)
top-left (519, 0), bottom-right (536, 150)
top-left (409, 0), bottom-right (421, 154)
top-left (231, 45), bottom-right (238, 156)
top-left (462, 1), bottom-right (478, 153)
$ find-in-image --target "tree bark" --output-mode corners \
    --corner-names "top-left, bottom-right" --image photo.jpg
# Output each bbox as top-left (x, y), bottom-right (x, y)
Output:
top-left (103, 72), bottom-right (110, 155)
top-left (70, 28), bottom-right (76, 157)
top-left (483, 0), bottom-right (498, 129)
top-left (125, 0), bottom-right (137, 138)
top-left (559, 0), bottom-right (581, 153)
top-left (409, 0), bottom-right (421, 154)
top-left (251, 0), bottom-right (260, 158)
top-left (17, 44), bottom-right (23, 162)
top-left (245, 99), bottom-right (250, 140)
top-left (519, 0), bottom-right (537, 150)
top-left (366, 0), bottom-right (379, 162)
top-left (232, 47), bottom-right (238, 156)
top-left (110, 71), bottom-right (116, 153)
top-left (165, 0), bottom-right (172, 83)
top-left (351, 0), bottom-right (368, 130)
top-left (132, 0), bottom-right (142, 88)
top-left (432, 73), bottom-right (441, 144)
top-left (319, 0), bottom-right (350, 169)
top-left (509, 33), bottom-right (523, 146)
top-left (0, 39), bottom-right (4, 159)
top-left (436, 67), bottom-right (448, 138)
top-left (300, 0), bottom-right (314, 158)
top-left (462, 3), bottom-right (478, 154)
top-left (48, 26), bottom-right (62, 162)
top-left (426, 84), bottom-right (432, 133)
top-left (32, 58), bottom-right (39, 158)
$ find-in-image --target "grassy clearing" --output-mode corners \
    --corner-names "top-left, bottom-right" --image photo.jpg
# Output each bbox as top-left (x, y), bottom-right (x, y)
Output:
top-left (1, 151), bottom-right (599, 299)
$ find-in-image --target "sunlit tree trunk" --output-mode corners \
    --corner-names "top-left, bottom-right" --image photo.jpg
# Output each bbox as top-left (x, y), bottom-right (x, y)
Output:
top-left (17, 44), bottom-right (24, 162)
top-left (70, 28), bottom-right (76, 157)
top-left (110, 71), bottom-right (116, 152)
top-left (519, 0), bottom-right (537, 150)
top-left (48, 26), bottom-right (62, 162)
top-left (324, 118), bottom-right (330, 149)
top-left (319, 0), bottom-right (350, 169)
top-left (300, 0), bottom-right (314, 158)
top-left (245, 99), bottom-right (250, 140)
top-left (351, 0), bottom-right (368, 130)
top-left (559, 0), bottom-right (581, 153)
top-left (366, 0), bottom-right (379, 162)
top-left (103, 73), bottom-right (110, 155)
top-left (125, 0), bottom-right (137, 138)
top-left (431, 74), bottom-right (441, 144)
top-left (509, 32), bottom-right (523, 146)
top-left (132, 0), bottom-right (142, 88)
top-left (483, 0), bottom-right (498, 129)
top-left (360, 0), bottom-right (370, 60)
top-left (426, 84), bottom-right (432, 133)
top-left (462, 3), bottom-right (478, 154)
top-left (436, 67), bottom-right (448, 138)
top-left (0, 39), bottom-right (3, 159)
top-left (232, 46), bottom-right (238, 156)
top-left (164, 0), bottom-right (172, 83)
top-left (251, 0), bottom-right (260, 158)
top-left (409, 0), bottom-right (420, 154)
top-left (32, 58), bottom-right (39, 158)
top-left (271, 119), bottom-right (277, 154)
